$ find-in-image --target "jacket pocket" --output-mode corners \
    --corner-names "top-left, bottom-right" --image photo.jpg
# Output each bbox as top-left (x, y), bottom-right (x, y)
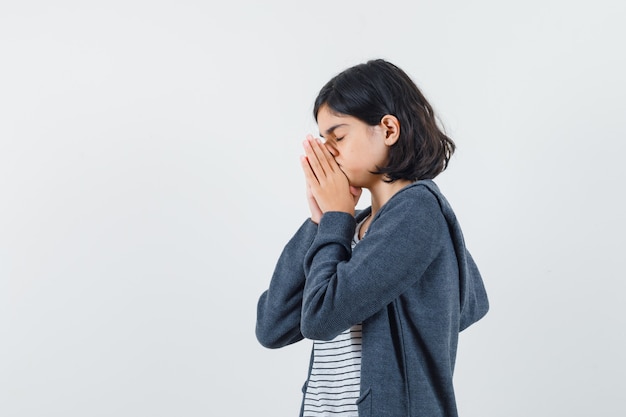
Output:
top-left (356, 387), bottom-right (372, 417)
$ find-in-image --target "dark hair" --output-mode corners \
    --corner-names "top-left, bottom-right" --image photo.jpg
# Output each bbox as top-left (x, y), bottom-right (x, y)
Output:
top-left (313, 59), bottom-right (455, 182)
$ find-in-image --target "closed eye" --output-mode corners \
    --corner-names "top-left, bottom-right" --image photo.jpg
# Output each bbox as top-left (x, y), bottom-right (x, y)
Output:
top-left (335, 136), bottom-right (344, 142)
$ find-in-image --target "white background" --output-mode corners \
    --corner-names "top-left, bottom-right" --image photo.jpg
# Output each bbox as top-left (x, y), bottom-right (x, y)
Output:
top-left (1, 1), bottom-right (625, 416)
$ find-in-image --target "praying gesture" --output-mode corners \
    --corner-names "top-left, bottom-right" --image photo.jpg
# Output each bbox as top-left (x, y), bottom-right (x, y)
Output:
top-left (300, 135), bottom-right (361, 223)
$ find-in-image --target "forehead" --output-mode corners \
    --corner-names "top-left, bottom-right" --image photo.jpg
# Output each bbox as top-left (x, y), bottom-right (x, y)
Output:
top-left (317, 105), bottom-right (358, 137)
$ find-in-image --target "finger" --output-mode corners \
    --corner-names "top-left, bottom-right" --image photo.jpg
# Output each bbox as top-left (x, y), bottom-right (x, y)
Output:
top-left (318, 138), bottom-right (340, 168)
top-left (309, 137), bottom-right (336, 175)
top-left (350, 186), bottom-right (362, 205)
top-left (313, 139), bottom-right (337, 171)
top-left (300, 155), bottom-right (320, 185)
top-left (303, 139), bottom-right (327, 179)
top-left (319, 138), bottom-right (343, 175)
top-left (349, 186), bottom-right (363, 198)
top-left (324, 140), bottom-right (338, 157)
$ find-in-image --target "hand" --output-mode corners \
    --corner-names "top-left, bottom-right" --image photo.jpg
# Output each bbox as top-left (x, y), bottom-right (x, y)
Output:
top-left (306, 182), bottom-right (323, 224)
top-left (349, 185), bottom-right (363, 207)
top-left (300, 135), bottom-right (356, 219)
top-left (307, 184), bottom-right (362, 224)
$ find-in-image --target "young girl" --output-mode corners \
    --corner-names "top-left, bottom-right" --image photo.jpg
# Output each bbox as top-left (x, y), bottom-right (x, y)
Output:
top-left (256, 59), bottom-right (489, 417)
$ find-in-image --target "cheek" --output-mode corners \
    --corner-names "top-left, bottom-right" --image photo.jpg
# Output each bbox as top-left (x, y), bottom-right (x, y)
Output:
top-left (368, 142), bottom-right (390, 167)
top-left (342, 149), bottom-right (367, 170)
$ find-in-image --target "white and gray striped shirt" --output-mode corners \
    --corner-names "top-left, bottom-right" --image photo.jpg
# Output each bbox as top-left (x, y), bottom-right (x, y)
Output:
top-left (302, 324), bottom-right (363, 416)
top-left (302, 217), bottom-right (368, 416)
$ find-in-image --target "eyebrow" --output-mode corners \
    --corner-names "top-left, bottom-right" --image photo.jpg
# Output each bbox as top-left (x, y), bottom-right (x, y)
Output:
top-left (319, 123), bottom-right (348, 138)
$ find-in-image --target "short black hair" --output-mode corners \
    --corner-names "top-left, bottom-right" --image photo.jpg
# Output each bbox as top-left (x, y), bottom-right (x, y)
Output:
top-left (313, 59), bottom-right (455, 182)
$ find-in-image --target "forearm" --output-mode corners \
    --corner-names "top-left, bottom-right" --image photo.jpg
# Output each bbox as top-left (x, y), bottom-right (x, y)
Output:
top-left (255, 219), bottom-right (318, 348)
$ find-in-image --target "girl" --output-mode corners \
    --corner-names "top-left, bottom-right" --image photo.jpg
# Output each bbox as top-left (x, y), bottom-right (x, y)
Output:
top-left (256, 59), bottom-right (489, 417)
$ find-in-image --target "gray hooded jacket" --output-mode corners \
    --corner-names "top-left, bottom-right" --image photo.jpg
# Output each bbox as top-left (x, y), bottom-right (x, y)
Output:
top-left (256, 180), bottom-right (489, 416)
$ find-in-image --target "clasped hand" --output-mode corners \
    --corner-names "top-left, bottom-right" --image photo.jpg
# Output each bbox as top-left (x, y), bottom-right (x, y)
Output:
top-left (300, 135), bottom-right (362, 224)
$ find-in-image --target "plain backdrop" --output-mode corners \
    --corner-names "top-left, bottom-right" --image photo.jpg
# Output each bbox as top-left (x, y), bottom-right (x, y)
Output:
top-left (1, 1), bottom-right (625, 416)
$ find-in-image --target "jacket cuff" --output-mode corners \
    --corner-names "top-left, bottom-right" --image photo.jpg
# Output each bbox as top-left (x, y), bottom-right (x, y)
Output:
top-left (318, 211), bottom-right (356, 241)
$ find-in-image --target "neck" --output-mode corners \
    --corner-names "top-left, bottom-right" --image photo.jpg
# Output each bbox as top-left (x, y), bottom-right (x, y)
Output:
top-left (368, 179), bottom-right (413, 217)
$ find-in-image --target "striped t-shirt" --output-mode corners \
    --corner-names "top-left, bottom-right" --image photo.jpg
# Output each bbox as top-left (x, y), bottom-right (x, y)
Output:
top-left (302, 216), bottom-right (368, 416)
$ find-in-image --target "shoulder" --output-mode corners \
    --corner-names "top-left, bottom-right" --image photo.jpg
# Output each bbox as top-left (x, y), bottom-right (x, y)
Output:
top-left (382, 180), bottom-right (444, 215)
top-left (367, 181), bottom-right (448, 240)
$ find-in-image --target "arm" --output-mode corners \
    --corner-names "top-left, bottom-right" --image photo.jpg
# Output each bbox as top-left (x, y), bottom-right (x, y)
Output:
top-left (255, 219), bottom-right (318, 348)
top-left (257, 134), bottom-right (365, 347)
top-left (300, 189), bottom-right (446, 340)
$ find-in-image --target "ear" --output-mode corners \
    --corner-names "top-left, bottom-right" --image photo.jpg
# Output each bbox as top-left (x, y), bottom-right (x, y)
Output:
top-left (380, 115), bottom-right (400, 146)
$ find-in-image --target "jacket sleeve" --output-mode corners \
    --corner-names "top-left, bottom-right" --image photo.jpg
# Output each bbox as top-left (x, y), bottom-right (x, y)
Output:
top-left (256, 219), bottom-right (318, 348)
top-left (301, 190), bottom-right (446, 340)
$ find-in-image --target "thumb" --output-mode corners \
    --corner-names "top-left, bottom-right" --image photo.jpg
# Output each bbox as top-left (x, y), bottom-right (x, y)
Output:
top-left (349, 186), bottom-right (363, 198)
top-left (349, 186), bottom-right (363, 206)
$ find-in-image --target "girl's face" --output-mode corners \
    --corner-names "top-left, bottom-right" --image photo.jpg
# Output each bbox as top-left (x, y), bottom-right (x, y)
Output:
top-left (316, 104), bottom-right (390, 188)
